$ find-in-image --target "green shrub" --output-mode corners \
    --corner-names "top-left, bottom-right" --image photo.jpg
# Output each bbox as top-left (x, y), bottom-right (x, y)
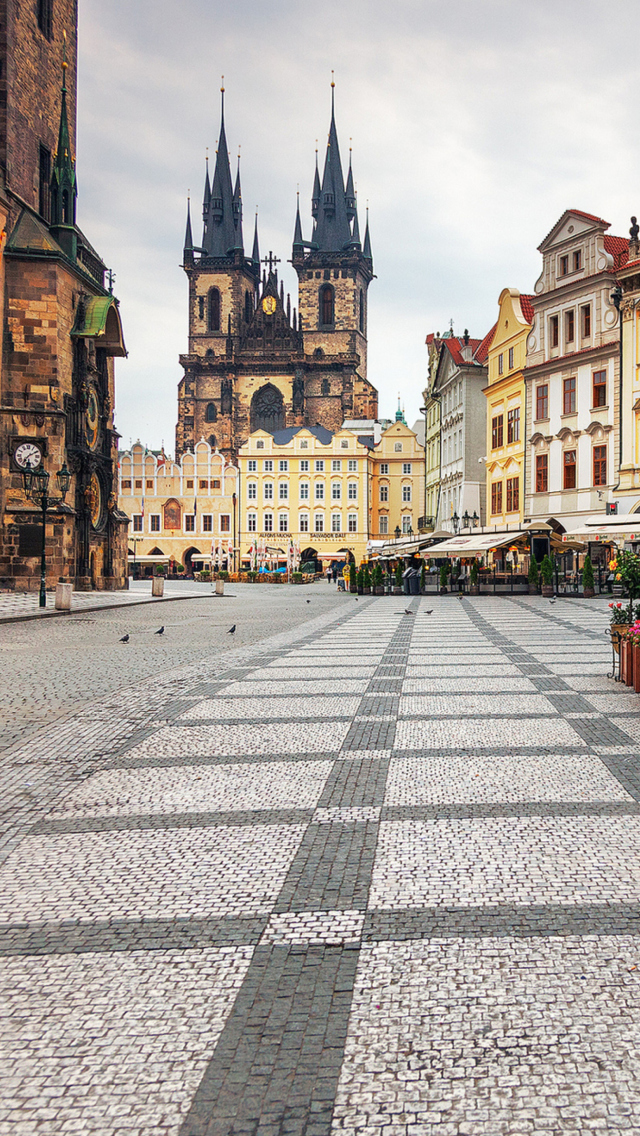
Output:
top-left (439, 562), bottom-right (449, 589)
top-left (470, 559), bottom-right (478, 585)
top-left (528, 557), bottom-right (539, 587)
top-left (540, 554), bottom-right (554, 586)
top-left (395, 561), bottom-right (403, 586)
top-left (582, 555), bottom-right (594, 589)
top-left (218, 570), bottom-right (229, 580)
top-left (364, 564), bottom-right (371, 588)
top-left (372, 563), bottom-right (382, 587)
top-left (420, 564), bottom-right (426, 589)
top-left (154, 564), bottom-right (166, 576)
top-left (292, 571), bottom-right (303, 583)
top-left (349, 562), bottom-right (356, 587)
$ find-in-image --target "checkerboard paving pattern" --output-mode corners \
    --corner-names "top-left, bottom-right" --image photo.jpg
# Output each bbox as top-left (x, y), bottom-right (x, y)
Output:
top-left (4, 592), bottom-right (640, 1135)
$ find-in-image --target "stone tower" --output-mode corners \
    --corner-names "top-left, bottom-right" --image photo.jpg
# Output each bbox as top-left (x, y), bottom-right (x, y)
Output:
top-left (176, 86), bottom-right (377, 461)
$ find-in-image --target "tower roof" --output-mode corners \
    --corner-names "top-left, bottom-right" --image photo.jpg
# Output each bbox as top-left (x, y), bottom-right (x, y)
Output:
top-left (203, 85), bottom-right (238, 257)
top-left (313, 83), bottom-right (352, 251)
top-left (293, 192), bottom-right (304, 248)
top-left (51, 36), bottom-right (77, 228)
top-left (183, 196), bottom-right (193, 254)
top-left (232, 156), bottom-right (244, 251)
top-left (251, 212), bottom-right (260, 266)
top-left (363, 208), bottom-right (372, 261)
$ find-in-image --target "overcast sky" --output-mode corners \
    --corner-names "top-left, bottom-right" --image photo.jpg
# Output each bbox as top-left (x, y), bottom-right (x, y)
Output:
top-left (77, 0), bottom-right (640, 454)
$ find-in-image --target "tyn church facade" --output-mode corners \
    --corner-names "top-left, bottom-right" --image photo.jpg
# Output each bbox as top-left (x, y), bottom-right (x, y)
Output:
top-left (176, 86), bottom-right (377, 461)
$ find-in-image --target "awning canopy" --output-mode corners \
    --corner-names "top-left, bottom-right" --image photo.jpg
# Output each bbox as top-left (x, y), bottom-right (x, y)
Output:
top-left (563, 523), bottom-right (640, 543)
top-left (421, 531), bottom-right (529, 557)
top-left (128, 553), bottom-right (170, 563)
top-left (374, 537), bottom-right (436, 557)
top-left (71, 296), bottom-right (127, 356)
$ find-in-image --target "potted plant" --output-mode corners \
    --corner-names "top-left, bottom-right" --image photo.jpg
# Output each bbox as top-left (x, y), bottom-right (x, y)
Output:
top-left (394, 561), bottom-right (403, 595)
top-left (528, 556), bottom-right (539, 594)
top-left (363, 564), bottom-right (372, 594)
top-left (420, 563), bottom-right (426, 594)
top-left (439, 562), bottom-right (449, 594)
top-left (372, 562), bottom-right (384, 595)
top-left (152, 563), bottom-right (165, 597)
top-left (248, 570), bottom-right (258, 582)
top-left (292, 571), bottom-right (303, 584)
top-left (349, 562), bottom-right (357, 593)
top-left (357, 566), bottom-right (364, 595)
top-left (609, 551), bottom-right (640, 623)
top-left (469, 559), bottom-right (479, 596)
top-left (540, 554), bottom-right (554, 597)
top-left (582, 555), bottom-right (595, 598)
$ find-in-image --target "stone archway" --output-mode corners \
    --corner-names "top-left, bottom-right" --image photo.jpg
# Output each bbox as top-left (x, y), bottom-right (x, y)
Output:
top-left (250, 384), bottom-right (285, 434)
top-left (183, 546), bottom-right (202, 574)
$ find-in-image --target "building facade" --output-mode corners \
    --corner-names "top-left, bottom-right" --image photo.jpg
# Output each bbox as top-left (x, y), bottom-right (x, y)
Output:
top-left (427, 330), bottom-right (491, 531)
top-left (176, 87), bottom-right (377, 463)
top-left (369, 415), bottom-right (424, 540)
top-left (613, 222), bottom-right (640, 513)
top-left (1, 1), bottom-right (128, 592)
top-left (423, 335), bottom-right (443, 530)
top-left (484, 289), bottom-right (533, 528)
top-left (524, 209), bottom-right (627, 529)
top-left (118, 441), bottom-right (238, 574)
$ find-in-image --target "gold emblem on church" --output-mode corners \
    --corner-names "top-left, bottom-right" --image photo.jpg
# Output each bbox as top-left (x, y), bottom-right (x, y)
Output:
top-left (262, 296), bottom-right (276, 315)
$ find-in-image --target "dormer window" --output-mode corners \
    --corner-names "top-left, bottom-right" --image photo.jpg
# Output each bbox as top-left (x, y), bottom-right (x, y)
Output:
top-left (559, 255), bottom-right (569, 276)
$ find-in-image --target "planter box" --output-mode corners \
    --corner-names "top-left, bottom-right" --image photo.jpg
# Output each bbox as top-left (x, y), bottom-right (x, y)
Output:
top-left (625, 638), bottom-right (635, 687)
top-left (152, 577), bottom-right (164, 597)
top-left (583, 587), bottom-right (595, 598)
top-left (541, 584), bottom-right (554, 597)
top-left (393, 586), bottom-right (403, 595)
top-left (363, 587), bottom-right (372, 595)
top-left (469, 584), bottom-right (479, 596)
top-left (349, 584), bottom-right (358, 593)
top-left (374, 586), bottom-right (384, 595)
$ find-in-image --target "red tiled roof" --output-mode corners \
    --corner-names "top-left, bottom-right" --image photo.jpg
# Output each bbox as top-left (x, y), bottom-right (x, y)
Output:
top-left (519, 294), bottom-right (535, 324)
top-left (604, 234), bottom-right (630, 269)
top-left (475, 322), bottom-right (498, 363)
top-left (569, 208), bottom-right (610, 227)
top-left (442, 335), bottom-right (485, 367)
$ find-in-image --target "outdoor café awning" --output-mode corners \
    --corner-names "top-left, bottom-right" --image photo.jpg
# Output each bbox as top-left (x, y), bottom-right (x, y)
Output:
top-left (420, 531), bottom-right (529, 557)
top-left (127, 554), bottom-right (170, 563)
top-left (563, 523), bottom-right (640, 543)
top-left (375, 537), bottom-right (436, 557)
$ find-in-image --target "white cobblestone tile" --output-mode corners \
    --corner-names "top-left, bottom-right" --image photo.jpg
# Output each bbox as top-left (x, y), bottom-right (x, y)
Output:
top-left (222, 679), bottom-right (370, 695)
top-left (0, 946), bottom-right (253, 1135)
top-left (118, 720), bottom-right (350, 759)
top-left (394, 717), bottom-right (582, 750)
top-left (369, 816), bottom-right (640, 909)
top-left (385, 753), bottom-right (632, 805)
top-left (50, 760), bottom-right (333, 818)
top-left (0, 824), bottom-right (306, 923)
top-left (405, 665), bottom-right (521, 677)
top-left (402, 676), bottom-right (539, 693)
top-left (313, 807), bottom-right (381, 823)
top-left (398, 694), bottom-right (556, 718)
top-left (179, 695), bottom-right (361, 720)
top-left (260, 909), bottom-right (365, 945)
top-left (246, 665), bottom-right (376, 679)
top-left (332, 937), bottom-right (640, 1136)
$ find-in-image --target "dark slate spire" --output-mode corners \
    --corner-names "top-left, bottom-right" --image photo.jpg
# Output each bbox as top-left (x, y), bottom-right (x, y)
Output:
top-left (50, 34), bottom-right (77, 230)
top-left (293, 191), bottom-right (304, 252)
top-left (251, 211), bottom-right (260, 267)
top-left (363, 208), bottom-right (372, 262)
top-left (202, 152), bottom-right (211, 223)
top-left (203, 83), bottom-right (237, 257)
top-left (350, 199), bottom-right (361, 249)
top-left (345, 151), bottom-right (356, 221)
top-left (232, 154), bottom-right (244, 251)
top-left (314, 81), bottom-right (351, 251)
top-left (183, 196), bottom-right (194, 264)
top-left (311, 149), bottom-right (321, 219)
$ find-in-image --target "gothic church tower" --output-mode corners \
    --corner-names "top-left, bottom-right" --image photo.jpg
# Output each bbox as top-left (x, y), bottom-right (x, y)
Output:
top-left (176, 85), bottom-right (377, 461)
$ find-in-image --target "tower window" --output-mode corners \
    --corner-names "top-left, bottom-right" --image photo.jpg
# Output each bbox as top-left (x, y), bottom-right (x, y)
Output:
top-left (359, 290), bottom-right (364, 333)
top-left (208, 288), bottom-right (221, 332)
top-left (205, 402), bottom-right (217, 422)
top-left (38, 144), bottom-right (51, 221)
top-left (245, 290), bottom-right (253, 322)
top-left (320, 284), bottom-right (334, 326)
top-left (37, 0), bottom-right (53, 38)
top-left (321, 378), bottom-right (330, 395)
top-left (198, 297), bottom-right (205, 320)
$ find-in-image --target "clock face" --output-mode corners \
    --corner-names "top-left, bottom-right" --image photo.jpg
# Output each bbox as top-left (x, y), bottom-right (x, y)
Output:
top-left (86, 386), bottom-right (100, 451)
top-left (88, 473), bottom-right (103, 530)
top-left (262, 296), bottom-right (277, 315)
top-left (14, 442), bottom-right (42, 470)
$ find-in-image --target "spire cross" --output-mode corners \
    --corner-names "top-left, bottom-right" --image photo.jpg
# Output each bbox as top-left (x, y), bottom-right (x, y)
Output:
top-left (262, 252), bottom-right (281, 274)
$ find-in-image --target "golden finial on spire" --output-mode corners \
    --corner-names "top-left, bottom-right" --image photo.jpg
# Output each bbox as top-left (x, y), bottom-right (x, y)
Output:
top-left (62, 30), bottom-right (68, 70)
top-left (331, 69), bottom-right (335, 88)
top-left (221, 74), bottom-right (225, 93)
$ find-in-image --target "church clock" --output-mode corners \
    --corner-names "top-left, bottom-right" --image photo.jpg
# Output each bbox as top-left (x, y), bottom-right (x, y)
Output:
top-left (85, 385), bottom-right (100, 451)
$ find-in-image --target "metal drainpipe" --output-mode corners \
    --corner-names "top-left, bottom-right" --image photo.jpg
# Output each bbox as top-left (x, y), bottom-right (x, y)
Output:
top-left (610, 284), bottom-right (624, 499)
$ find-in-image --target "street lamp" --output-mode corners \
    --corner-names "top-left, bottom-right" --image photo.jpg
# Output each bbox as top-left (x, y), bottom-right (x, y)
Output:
top-left (21, 458), bottom-right (71, 607)
top-left (452, 511), bottom-right (460, 534)
top-left (394, 525), bottom-right (401, 540)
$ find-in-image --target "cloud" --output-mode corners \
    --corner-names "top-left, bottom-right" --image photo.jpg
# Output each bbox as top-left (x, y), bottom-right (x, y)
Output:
top-left (76, 0), bottom-right (640, 449)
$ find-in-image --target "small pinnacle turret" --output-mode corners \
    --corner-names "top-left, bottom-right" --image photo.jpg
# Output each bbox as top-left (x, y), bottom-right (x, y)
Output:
top-left (50, 37), bottom-right (77, 232)
top-left (251, 212), bottom-right (260, 267)
top-left (183, 197), bottom-right (194, 265)
top-left (232, 156), bottom-right (244, 251)
top-left (363, 208), bottom-right (372, 263)
top-left (293, 192), bottom-right (304, 250)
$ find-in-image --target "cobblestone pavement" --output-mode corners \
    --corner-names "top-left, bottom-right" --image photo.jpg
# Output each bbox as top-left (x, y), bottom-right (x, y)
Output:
top-left (0, 579), bottom-right (218, 623)
top-left (4, 593), bottom-right (640, 1134)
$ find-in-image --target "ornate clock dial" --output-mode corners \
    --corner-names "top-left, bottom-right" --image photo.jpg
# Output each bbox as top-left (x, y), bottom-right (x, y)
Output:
top-left (88, 472), bottom-right (103, 530)
top-left (85, 386), bottom-right (100, 451)
top-left (262, 296), bottom-right (276, 315)
top-left (14, 442), bottom-right (42, 470)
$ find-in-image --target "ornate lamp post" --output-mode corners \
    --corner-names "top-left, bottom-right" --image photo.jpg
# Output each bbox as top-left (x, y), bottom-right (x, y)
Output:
top-left (22, 459), bottom-right (71, 607)
top-left (452, 511), bottom-right (460, 534)
top-left (394, 525), bottom-right (401, 541)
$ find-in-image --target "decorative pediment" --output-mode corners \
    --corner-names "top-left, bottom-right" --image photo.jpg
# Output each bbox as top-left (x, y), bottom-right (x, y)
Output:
top-left (538, 209), bottom-right (609, 252)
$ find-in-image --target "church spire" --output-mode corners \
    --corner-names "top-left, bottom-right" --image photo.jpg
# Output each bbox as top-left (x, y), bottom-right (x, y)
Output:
top-left (202, 151), bottom-right (211, 223)
top-left (293, 191), bottom-right (304, 252)
top-left (183, 196), bottom-right (194, 266)
top-left (203, 82), bottom-right (237, 257)
top-left (50, 32), bottom-right (77, 234)
top-left (314, 78), bottom-right (351, 251)
top-left (311, 147), bottom-right (320, 219)
top-left (251, 211), bottom-right (260, 267)
top-left (345, 149), bottom-right (356, 221)
top-left (350, 198), bottom-right (361, 249)
top-left (363, 207), bottom-right (372, 263)
top-left (232, 153), bottom-right (244, 251)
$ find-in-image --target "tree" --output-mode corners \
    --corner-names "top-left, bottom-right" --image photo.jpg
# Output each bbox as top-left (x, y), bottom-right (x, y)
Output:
top-left (582, 555), bottom-right (594, 590)
top-left (528, 557), bottom-right (539, 588)
top-left (540, 554), bottom-right (554, 586)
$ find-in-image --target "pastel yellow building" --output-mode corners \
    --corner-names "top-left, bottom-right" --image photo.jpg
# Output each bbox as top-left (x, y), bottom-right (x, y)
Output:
top-left (118, 440), bottom-right (238, 575)
top-left (484, 289), bottom-right (534, 527)
top-left (369, 417), bottom-right (424, 539)
top-left (237, 425), bottom-right (372, 568)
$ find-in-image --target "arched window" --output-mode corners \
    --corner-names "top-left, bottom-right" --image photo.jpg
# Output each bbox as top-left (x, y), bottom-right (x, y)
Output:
top-left (208, 288), bottom-right (221, 332)
top-left (245, 290), bottom-right (253, 322)
top-left (359, 290), bottom-right (364, 332)
top-left (208, 434), bottom-right (217, 449)
top-left (321, 378), bottom-right (330, 396)
top-left (250, 384), bottom-right (285, 434)
top-left (320, 285), bottom-right (334, 326)
top-left (205, 402), bottom-right (217, 423)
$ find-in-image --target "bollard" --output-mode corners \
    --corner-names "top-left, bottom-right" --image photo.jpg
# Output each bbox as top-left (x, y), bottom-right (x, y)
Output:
top-left (152, 576), bottom-right (165, 597)
top-left (54, 581), bottom-right (73, 611)
top-left (215, 579), bottom-right (224, 595)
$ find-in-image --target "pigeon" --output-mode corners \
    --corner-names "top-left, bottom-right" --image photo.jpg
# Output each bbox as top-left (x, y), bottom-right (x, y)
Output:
top-left (119, 634), bottom-right (129, 643)
top-left (549, 598), bottom-right (556, 605)
top-left (306, 599), bottom-right (311, 603)
top-left (155, 626), bottom-right (165, 635)
top-left (424, 610), bottom-right (434, 615)
top-left (404, 609), bottom-right (414, 615)
top-left (227, 624), bottom-right (236, 634)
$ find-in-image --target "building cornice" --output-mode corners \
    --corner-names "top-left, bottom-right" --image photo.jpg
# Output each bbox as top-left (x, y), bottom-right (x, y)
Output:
top-left (524, 340), bottom-right (618, 378)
